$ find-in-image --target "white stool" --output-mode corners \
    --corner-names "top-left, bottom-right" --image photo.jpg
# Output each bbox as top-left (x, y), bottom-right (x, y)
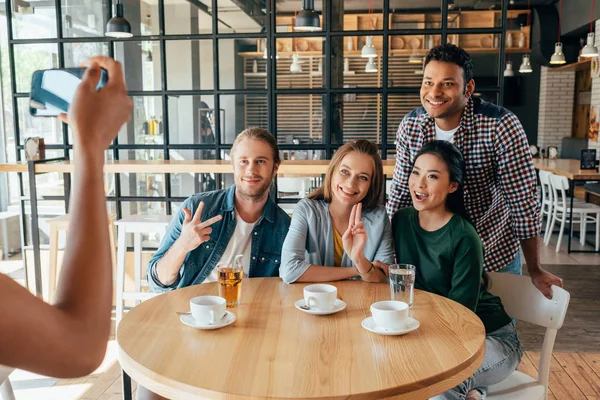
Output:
top-left (115, 214), bottom-right (173, 326)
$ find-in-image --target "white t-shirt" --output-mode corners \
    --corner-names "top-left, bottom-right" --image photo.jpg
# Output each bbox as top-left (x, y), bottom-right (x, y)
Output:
top-left (204, 212), bottom-right (257, 283)
top-left (435, 124), bottom-right (459, 143)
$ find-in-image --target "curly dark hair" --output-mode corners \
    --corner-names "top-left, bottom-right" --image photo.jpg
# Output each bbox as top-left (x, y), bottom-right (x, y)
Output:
top-left (424, 44), bottom-right (473, 90)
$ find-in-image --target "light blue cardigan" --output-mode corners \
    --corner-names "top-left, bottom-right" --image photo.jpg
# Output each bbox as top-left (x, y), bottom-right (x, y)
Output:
top-left (280, 198), bottom-right (395, 283)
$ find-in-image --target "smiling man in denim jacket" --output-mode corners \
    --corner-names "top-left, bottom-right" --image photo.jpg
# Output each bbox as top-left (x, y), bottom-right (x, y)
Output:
top-left (147, 128), bottom-right (291, 293)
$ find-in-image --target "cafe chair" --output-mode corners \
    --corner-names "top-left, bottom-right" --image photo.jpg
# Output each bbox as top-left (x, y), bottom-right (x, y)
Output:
top-left (538, 171), bottom-right (554, 245)
top-left (115, 214), bottom-right (173, 326)
top-left (0, 366), bottom-right (15, 400)
top-left (486, 272), bottom-right (570, 400)
top-left (547, 174), bottom-right (600, 252)
top-left (46, 214), bottom-right (117, 303)
top-left (277, 177), bottom-right (312, 199)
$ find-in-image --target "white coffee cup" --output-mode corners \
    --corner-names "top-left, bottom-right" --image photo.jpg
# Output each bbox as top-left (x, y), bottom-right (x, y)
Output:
top-left (304, 284), bottom-right (337, 310)
top-left (190, 296), bottom-right (226, 325)
top-left (370, 300), bottom-right (409, 330)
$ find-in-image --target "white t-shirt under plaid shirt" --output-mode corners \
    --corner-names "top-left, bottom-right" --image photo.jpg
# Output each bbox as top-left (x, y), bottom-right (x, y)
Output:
top-left (386, 97), bottom-right (541, 272)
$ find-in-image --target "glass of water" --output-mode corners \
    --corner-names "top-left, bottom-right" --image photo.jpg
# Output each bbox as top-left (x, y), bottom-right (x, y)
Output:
top-left (389, 264), bottom-right (416, 307)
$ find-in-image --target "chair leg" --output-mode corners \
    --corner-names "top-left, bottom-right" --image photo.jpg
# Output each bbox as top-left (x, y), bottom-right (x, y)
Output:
top-left (545, 210), bottom-right (557, 246)
top-left (581, 214), bottom-right (587, 246)
top-left (134, 232), bottom-right (142, 307)
top-left (47, 225), bottom-right (59, 303)
top-left (0, 378), bottom-right (16, 400)
top-left (544, 206), bottom-right (553, 244)
top-left (596, 213), bottom-right (600, 252)
top-left (116, 227), bottom-right (127, 328)
top-left (556, 211), bottom-right (566, 253)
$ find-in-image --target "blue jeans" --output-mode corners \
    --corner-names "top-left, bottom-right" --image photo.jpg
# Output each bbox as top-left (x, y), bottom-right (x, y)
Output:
top-left (495, 251), bottom-right (522, 275)
top-left (431, 321), bottom-right (523, 400)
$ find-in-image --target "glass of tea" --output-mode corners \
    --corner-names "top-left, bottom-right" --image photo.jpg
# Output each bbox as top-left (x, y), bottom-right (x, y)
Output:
top-left (217, 254), bottom-right (244, 308)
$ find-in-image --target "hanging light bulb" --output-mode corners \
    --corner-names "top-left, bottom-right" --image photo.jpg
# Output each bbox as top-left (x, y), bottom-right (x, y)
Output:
top-left (361, 36), bottom-right (377, 58)
top-left (550, 0), bottom-right (566, 65)
top-left (262, 40), bottom-right (279, 59)
top-left (503, 60), bottom-right (514, 77)
top-left (106, 0), bottom-right (132, 38)
top-left (294, 0), bottom-right (321, 32)
top-left (581, 32), bottom-right (599, 58)
top-left (408, 53), bottom-right (423, 64)
top-left (290, 54), bottom-right (302, 73)
top-left (550, 42), bottom-right (566, 65)
top-left (365, 57), bottom-right (378, 73)
top-left (519, 54), bottom-right (532, 73)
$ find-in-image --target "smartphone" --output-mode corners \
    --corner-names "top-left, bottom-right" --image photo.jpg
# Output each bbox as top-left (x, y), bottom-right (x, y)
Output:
top-left (29, 67), bottom-right (109, 117)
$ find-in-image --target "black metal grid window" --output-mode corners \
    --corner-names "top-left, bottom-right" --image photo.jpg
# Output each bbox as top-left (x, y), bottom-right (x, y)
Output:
top-left (1, 0), bottom-right (514, 250)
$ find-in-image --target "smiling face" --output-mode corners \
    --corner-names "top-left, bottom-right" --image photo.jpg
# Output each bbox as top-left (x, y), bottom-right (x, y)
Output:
top-left (408, 153), bottom-right (458, 214)
top-left (330, 151), bottom-right (374, 208)
top-left (232, 138), bottom-right (279, 200)
top-left (421, 60), bottom-right (474, 125)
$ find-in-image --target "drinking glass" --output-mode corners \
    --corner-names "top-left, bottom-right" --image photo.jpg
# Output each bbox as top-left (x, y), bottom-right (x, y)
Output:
top-left (217, 255), bottom-right (243, 308)
top-left (389, 264), bottom-right (416, 307)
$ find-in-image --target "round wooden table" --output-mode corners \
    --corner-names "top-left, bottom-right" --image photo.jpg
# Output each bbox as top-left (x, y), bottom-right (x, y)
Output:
top-left (117, 278), bottom-right (485, 399)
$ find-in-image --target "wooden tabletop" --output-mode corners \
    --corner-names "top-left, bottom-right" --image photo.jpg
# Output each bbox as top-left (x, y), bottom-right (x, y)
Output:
top-left (117, 278), bottom-right (485, 400)
top-left (0, 160), bottom-right (397, 175)
top-left (534, 159), bottom-right (600, 181)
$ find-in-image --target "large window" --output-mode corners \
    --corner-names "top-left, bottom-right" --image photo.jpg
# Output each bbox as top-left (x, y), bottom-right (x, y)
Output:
top-left (1, 0), bottom-right (522, 238)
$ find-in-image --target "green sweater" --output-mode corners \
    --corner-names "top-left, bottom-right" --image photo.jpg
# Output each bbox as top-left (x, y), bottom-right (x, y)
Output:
top-left (392, 207), bottom-right (512, 334)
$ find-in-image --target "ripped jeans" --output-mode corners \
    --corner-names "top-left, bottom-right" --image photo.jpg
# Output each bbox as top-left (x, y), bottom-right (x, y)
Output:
top-left (431, 321), bottom-right (523, 400)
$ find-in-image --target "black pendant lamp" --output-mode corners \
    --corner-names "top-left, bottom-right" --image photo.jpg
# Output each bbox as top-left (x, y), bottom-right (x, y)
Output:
top-left (106, 0), bottom-right (133, 38)
top-left (294, 0), bottom-right (321, 32)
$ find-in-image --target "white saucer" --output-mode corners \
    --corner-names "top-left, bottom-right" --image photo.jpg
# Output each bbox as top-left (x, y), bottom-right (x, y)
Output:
top-left (361, 316), bottom-right (420, 336)
top-left (294, 299), bottom-right (346, 315)
top-left (180, 311), bottom-right (236, 330)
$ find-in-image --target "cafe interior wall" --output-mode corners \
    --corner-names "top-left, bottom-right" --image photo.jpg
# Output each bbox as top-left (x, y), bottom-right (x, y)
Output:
top-left (590, 19), bottom-right (600, 156)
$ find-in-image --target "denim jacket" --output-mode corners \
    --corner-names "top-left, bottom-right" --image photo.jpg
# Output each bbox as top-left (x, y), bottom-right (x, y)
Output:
top-left (280, 199), bottom-right (395, 283)
top-left (147, 185), bottom-right (291, 293)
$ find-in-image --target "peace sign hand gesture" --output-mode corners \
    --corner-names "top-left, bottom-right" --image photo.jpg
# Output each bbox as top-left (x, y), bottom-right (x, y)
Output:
top-left (342, 203), bottom-right (368, 265)
top-left (178, 202), bottom-right (223, 253)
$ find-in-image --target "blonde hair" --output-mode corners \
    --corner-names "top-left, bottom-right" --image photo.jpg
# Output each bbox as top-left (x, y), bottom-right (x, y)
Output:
top-left (308, 140), bottom-right (383, 210)
top-left (231, 128), bottom-right (281, 164)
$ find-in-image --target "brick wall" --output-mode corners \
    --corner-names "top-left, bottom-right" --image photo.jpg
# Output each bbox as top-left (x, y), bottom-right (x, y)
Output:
top-left (537, 66), bottom-right (575, 153)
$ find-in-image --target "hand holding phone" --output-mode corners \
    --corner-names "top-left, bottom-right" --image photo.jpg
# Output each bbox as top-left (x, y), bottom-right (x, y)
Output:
top-left (29, 67), bottom-right (109, 117)
top-left (57, 58), bottom-right (132, 156)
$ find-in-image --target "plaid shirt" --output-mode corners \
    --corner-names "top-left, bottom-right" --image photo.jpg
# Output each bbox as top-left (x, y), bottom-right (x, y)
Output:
top-left (386, 97), bottom-right (541, 272)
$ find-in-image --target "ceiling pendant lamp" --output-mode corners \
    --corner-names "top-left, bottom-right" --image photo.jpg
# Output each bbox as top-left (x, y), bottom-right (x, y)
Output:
top-left (581, 0), bottom-right (599, 58)
top-left (519, 54), bottom-right (532, 73)
top-left (503, 60), bottom-right (514, 77)
top-left (290, 54), bottom-right (302, 73)
top-left (294, 0), bottom-right (321, 32)
top-left (550, 0), bottom-right (566, 65)
top-left (361, 36), bottom-right (377, 58)
top-left (408, 53), bottom-right (423, 64)
top-left (106, 0), bottom-right (133, 38)
top-left (365, 57), bottom-right (378, 73)
top-left (550, 43), bottom-right (566, 65)
top-left (581, 33), bottom-right (599, 57)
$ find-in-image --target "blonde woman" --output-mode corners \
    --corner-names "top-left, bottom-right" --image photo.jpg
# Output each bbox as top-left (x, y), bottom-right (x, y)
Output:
top-left (280, 140), bottom-right (394, 284)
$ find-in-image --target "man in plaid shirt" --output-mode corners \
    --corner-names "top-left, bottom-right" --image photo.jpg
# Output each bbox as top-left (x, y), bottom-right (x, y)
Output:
top-left (386, 44), bottom-right (562, 299)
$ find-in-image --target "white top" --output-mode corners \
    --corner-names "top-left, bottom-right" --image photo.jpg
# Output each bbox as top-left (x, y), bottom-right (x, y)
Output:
top-left (204, 212), bottom-right (257, 283)
top-left (435, 124), bottom-right (459, 142)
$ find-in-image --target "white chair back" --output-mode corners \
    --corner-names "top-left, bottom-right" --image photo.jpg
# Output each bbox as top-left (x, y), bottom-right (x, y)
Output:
top-left (539, 171), bottom-right (553, 207)
top-left (488, 272), bottom-right (570, 397)
top-left (549, 174), bottom-right (569, 212)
